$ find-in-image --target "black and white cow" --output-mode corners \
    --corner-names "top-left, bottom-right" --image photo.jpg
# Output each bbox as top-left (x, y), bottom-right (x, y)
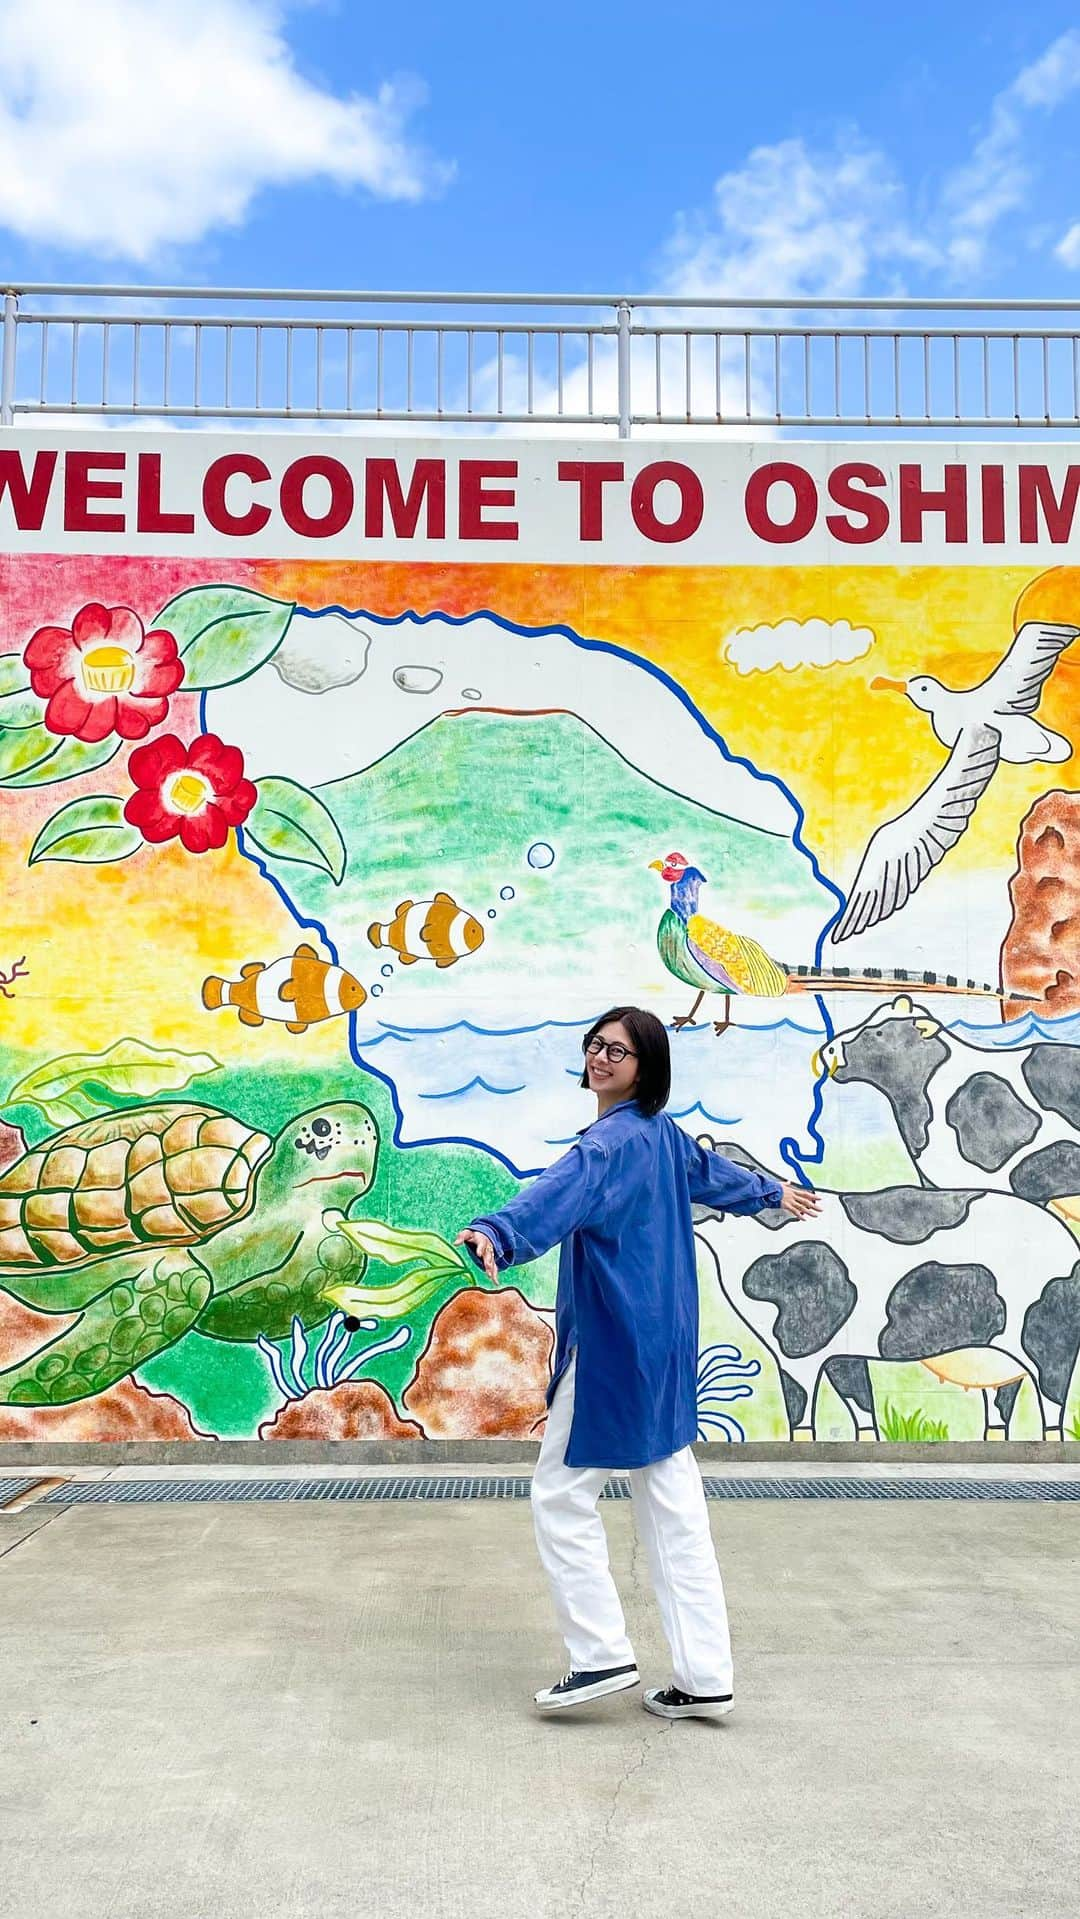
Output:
top-left (819, 995), bottom-right (1080, 1217)
top-left (693, 1137), bottom-right (1080, 1438)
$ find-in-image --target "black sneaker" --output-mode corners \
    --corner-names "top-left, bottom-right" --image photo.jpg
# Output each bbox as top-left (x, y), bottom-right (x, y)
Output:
top-left (534, 1665), bottom-right (640, 1711)
top-left (643, 1685), bottom-right (734, 1721)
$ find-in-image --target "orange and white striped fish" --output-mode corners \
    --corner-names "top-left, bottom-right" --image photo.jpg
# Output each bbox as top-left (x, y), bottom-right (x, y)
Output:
top-left (202, 943), bottom-right (367, 1033)
top-left (367, 892), bottom-right (485, 970)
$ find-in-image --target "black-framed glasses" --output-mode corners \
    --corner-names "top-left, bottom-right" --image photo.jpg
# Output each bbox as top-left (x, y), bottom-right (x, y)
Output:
top-left (583, 1036), bottom-right (637, 1064)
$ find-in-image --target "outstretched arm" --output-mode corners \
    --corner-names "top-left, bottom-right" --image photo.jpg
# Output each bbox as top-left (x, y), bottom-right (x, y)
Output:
top-left (456, 1138), bottom-right (613, 1278)
top-left (683, 1137), bottom-right (822, 1220)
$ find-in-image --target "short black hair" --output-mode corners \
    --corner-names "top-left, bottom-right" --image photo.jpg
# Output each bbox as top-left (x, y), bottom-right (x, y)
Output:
top-left (580, 1005), bottom-right (671, 1118)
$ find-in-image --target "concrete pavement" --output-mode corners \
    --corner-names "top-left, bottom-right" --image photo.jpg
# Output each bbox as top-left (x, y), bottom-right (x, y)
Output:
top-left (2, 1491), bottom-right (1078, 1919)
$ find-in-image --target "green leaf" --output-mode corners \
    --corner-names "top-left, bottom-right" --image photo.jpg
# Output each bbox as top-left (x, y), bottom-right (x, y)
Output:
top-left (0, 720), bottom-right (56, 781)
top-left (244, 776), bottom-right (346, 884)
top-left (4, 1038), bottom-right (222, 1128)
top-left (0, 725), bottom-right (121, 790)
top-left (154, 585), bottom-right (295, 688)
top-left (28, 794), bottom-right (143, 866)
top-left (0, 662), bottom-right (122, 787)
top-left (322, 1269), bottom-right (467, 1321)
top-left (0, 692), bottom-right (47, 730)
top-left (0, 665), bottom-right (41, 727)
top-left (0, 653), bottom-right (32, 698)
top-left (322, 1259), bottom-right (471, 1322)
top-left (317, 1212), bottom-right (471, 1319)
top-left (330, 1217), bottom-right (466, 1271)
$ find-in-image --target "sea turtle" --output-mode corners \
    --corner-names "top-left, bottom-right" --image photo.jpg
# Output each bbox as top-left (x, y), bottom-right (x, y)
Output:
top-left (0, 1099), bottom-right (378, 1408)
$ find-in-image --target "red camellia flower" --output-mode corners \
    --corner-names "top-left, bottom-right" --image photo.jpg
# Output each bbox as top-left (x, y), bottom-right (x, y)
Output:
top-left (123, 733), bottom-right (257, 855)
top-left (25, 603), bottom-right (184, 743)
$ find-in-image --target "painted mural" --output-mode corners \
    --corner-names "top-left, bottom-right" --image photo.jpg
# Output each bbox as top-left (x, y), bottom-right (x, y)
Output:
top-left (2, 434), bottom-right (1080, 1447)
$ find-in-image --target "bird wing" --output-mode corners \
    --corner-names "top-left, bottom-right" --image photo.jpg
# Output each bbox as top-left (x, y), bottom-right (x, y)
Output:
top-left (831, 723), bottom-right (1001, 944)
top-left (978, 621), bottom-right (1079, 716)
top-left (684, 931), bottom-right (739, 992)
top-left (687, 915), bottom-right (788, 996)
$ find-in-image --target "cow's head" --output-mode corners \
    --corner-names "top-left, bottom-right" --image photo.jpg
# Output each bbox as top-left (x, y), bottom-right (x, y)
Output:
top-left (815, 996), bottom-right (950, 1160)
top-left (818, 996), bottom-right (941, 1083)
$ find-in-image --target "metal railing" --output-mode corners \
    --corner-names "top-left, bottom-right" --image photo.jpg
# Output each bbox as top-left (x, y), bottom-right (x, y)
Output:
top-left (4, 284), bottom-right (1080, 434)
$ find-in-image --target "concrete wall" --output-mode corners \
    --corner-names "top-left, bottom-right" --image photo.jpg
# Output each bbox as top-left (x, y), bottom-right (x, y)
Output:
top-left (2, 431), bottom-right (1079, 1449)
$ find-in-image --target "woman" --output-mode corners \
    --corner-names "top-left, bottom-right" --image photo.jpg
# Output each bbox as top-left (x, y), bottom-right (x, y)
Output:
top-left (457, 1004), bottom-right (821, 1720)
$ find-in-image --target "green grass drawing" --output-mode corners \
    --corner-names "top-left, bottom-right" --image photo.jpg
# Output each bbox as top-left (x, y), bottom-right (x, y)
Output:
top-left (878, 1400), bottom-right (951, 1444)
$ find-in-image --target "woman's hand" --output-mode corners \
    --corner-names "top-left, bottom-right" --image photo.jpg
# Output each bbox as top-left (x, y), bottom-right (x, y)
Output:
top-left (777, 1181), bottom-right (823, 1220)
top-left (455, 1229), bottom-right (498, 1282)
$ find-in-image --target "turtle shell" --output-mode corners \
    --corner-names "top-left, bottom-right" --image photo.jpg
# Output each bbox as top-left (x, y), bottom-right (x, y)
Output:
top-left (0, 1103), bottom-right (272, 1272)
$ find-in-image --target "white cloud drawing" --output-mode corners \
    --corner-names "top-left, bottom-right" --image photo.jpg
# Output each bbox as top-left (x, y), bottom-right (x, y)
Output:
top-left (722, 618), bottom-right (875, 677)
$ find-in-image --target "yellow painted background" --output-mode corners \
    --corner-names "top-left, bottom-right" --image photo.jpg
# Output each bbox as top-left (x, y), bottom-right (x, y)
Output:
top-left (3, 556), bottom-right (1079, 1061)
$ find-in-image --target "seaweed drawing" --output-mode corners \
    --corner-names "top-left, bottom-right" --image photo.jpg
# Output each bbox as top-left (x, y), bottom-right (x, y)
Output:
top-left (258, 1311), bottom-right (411, 1402)
top-left (696, 1342), bottom-right (762, 1443)
top-left (0, 957), bottom-right (27, 1001)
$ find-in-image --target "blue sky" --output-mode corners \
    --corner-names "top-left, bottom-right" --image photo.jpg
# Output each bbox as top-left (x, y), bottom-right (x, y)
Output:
top-left (1, 0), bottom-right (1079, 297)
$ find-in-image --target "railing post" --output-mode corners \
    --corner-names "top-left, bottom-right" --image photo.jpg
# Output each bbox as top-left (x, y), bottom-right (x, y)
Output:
top-left (1, 290), bottom-right (17, 427)
top-left (616, 301), bottom-right (632, 438)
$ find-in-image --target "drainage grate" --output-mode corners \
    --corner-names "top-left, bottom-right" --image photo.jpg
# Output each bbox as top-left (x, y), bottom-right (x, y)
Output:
top-left (700, 1476), bottom-right (1080, 1501)
top-left (41, 1475), bottom-right (538, 1504)
top-left (25, 1473), bottom-right (1080, 1505)
top-left (0, 1479), bottom-right (40, 1507)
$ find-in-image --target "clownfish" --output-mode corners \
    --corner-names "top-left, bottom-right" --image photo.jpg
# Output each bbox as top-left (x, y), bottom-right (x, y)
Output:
top-left (202, 943), bottom-right (367, 1032)
top-left (367, 892), bottom-right (485, 970)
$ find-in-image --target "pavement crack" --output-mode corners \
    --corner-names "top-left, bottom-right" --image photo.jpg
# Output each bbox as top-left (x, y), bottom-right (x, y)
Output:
top-left (628, 1520), bottom-right (645, 1603)
top-left (573, 1716), bottom-right (668, 1915)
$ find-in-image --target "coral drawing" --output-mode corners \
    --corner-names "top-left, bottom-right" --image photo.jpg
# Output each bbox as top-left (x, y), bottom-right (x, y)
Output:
top-left (1002, 791), bottom-right (1080, 1019)
top-left (402, 1288), bottom-right (554, 1438)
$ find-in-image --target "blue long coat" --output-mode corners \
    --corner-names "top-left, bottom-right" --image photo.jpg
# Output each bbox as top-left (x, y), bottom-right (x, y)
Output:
top-left (468, 1101), bottom-right (783, 1469)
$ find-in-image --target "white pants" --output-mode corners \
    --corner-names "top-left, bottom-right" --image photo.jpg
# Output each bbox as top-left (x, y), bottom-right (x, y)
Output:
top-left (530, 1354), bottom-right (734, 1696)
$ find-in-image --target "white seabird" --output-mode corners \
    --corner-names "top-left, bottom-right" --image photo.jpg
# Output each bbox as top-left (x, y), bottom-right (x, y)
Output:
top-left (831, 619), bottom-right (1079, 944)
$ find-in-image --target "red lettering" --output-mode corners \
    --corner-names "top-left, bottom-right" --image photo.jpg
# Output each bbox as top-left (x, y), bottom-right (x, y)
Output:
top-left (63, 451), bottom-right (125, 534)
top-left (981, 466), bottom-right (1006, 545)
top-left (630, 462), bottom-right (703, 544)
top-left (136, 453), bottom-right (195, 536)
top-left (0, 450), bottom-right (57, 531)
top-left (364, 459), bottom-right (446, 539)
top-left (1018, 465), bottom-right (1080, 544)
top-left (280, 456), bottom-right (354, 539)
top-left (899, 464), bottom-right (967, 544)
top-left (459, 460), bottom-right (518, 541)
top-left (745, 463), bottom-right (817, 544)
top-left (202, 454), bottom-right (271, 537)
top-left (825, 463), bottom-right (889, 545)
top-left (557, 460), bottom-right (624, 540)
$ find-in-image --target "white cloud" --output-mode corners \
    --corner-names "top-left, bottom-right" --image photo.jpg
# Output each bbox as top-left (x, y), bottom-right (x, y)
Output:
top-left (0, 0), bottom-right (451, 260)
top-left (655, 29), bottom-right (1080, 301)
top-left (941, 29), bottom-right (1080, 273)
top-left (660, 136), bottom-right (934, 301)
top-left (1012, 28), bottom-right (1080, 108)
top-left (722, 619), bottom-right (875, 677)
top-left (1056, 222), bottom-right (1080, 268)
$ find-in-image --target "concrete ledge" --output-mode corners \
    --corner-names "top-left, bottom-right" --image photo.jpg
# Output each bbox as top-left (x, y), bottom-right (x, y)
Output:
top-left (2, 1437), bottom-right (1078, 1467)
